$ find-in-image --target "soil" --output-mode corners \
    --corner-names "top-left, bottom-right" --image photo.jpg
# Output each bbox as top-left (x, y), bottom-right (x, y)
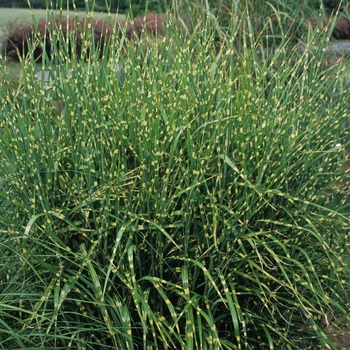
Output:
top-left (326, 322), bottom-right (350, 349)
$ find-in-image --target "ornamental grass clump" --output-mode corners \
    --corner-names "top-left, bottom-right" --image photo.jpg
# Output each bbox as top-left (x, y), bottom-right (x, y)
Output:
top-left (0, 5), bottom-right (350, 350)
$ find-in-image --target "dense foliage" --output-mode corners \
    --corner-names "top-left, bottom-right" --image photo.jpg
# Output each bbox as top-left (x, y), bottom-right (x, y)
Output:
top-left (0, 1), bottom-right (350, 349)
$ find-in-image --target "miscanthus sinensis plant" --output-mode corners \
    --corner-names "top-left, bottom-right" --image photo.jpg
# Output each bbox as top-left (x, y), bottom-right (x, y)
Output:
top-left (0, 5), bottom-right (349, 350)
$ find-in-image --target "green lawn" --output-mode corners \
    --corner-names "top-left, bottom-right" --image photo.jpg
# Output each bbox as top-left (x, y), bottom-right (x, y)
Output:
top-left (0, 7), bottom-right (124, 32)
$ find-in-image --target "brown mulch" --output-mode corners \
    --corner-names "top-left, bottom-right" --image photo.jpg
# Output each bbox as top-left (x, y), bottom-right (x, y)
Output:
top-left (298, 316), bottom-right (350, 349)
top-left (326, 318), bottom-right (350, 349)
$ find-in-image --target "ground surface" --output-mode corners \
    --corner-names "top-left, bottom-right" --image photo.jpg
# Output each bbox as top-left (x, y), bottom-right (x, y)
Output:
top-left (0, 7), bottom-right (124, 31)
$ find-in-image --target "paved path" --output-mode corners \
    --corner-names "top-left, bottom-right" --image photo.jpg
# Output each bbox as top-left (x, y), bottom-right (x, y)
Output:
top-left (324, 41), bottom-right (350, 52)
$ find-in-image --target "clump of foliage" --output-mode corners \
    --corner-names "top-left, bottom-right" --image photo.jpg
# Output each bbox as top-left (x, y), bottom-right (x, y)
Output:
top-left (0, 3), bottom-right (350, 350)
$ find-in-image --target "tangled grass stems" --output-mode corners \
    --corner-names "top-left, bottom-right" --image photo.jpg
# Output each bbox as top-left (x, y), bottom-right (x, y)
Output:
top-left (0, 2), bottom-right (350, 349)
